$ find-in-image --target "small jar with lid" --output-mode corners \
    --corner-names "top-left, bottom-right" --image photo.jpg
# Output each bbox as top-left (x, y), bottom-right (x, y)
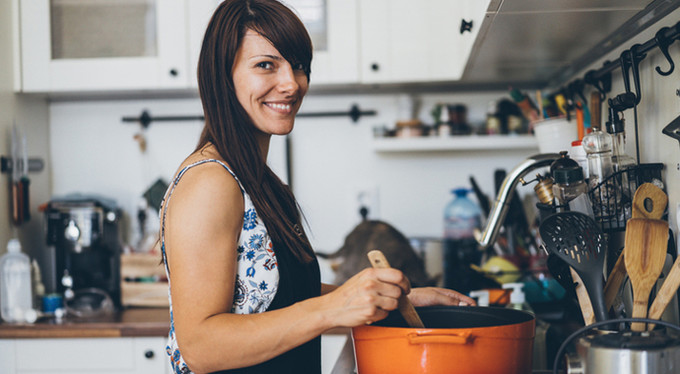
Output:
top-left (582, 128), bottom-right (614, 190)
top-left (552, 166), bottom-right (587, 206)
top-left (550, 151), bottom-right (579, 174)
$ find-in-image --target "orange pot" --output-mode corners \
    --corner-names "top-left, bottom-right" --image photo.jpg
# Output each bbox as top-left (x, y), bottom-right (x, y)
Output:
top-left (352, 306), bottom-right (535, 374)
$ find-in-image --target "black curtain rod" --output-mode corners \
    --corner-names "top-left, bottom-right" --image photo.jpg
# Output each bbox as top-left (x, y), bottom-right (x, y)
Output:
top-left (122, 104), bottom-right (377, 128)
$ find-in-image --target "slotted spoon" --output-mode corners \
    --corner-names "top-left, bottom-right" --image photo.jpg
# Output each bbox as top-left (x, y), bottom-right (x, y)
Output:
top-left (540, 211), bottom-right (608, 322)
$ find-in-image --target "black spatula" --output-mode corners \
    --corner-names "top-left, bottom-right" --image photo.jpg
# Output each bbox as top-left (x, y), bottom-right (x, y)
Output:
top-left (540, 211), bottom-right (608, 322)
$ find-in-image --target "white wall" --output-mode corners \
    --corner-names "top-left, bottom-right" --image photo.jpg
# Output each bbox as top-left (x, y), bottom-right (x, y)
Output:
top-left (48, 91), bottom-right (536, 259)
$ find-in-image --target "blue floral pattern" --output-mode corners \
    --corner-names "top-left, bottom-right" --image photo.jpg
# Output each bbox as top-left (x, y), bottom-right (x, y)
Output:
top-left (160, 159), bottom-right (279, 374)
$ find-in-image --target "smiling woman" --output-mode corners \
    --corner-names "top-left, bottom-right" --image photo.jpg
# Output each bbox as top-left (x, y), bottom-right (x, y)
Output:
top-left (159, 1), bottom-right (474, 373)
top-left (231, 29), bottom-right (309, 137)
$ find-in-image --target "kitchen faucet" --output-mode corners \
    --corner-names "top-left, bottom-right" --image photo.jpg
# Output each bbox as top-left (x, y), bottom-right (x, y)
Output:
top-left (477, 153), bottom-right (560, 251)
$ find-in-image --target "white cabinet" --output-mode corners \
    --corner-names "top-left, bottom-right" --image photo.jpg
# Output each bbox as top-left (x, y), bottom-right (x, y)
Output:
top-left (185, 0), bottom-right (360, 87)
top-left (305, 0), bottom-right (360, 84)
top-left (19, 0), bottom-right (188, 93)
top-left (16, 0), bottom-right (485, 93)
top-left (0, 337), bottom-right (170, 374)
top-left (187, 0), bottom-right (222, 89)
top-left (359, 0), bottom-right (490, 83)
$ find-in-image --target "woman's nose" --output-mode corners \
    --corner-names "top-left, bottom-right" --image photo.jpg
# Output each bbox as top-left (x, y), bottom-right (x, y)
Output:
top-left (277, 65), bottom-right (299, 94)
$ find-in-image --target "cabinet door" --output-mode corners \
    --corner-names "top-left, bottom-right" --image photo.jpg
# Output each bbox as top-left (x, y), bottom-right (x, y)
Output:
top-left (19, 0), bottom-right (188, 92)
top-left (187, 0), bottom-right (222, 89)
top-left (10, 337), bottom-right (167, 374)
top-left (305, 0), bottom-right (360, 84)
top-left (359, 0), bottom-right (489, 83)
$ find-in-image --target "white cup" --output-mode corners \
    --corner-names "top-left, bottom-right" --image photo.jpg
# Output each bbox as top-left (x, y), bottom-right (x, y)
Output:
top-left (533, 117), bottom-right (578, 153)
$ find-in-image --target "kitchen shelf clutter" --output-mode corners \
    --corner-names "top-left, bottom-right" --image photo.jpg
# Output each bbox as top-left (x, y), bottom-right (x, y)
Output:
top-left (373, 134), bottom-right (538, 152)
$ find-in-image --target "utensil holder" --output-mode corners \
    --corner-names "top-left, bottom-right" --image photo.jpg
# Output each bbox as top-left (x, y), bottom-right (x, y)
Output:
top-left (588, 163), bottom-right (665, 232)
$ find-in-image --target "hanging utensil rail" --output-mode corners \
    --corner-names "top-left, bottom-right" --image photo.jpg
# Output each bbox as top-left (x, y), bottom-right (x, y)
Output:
top-left (122, 104), bottom-right (377, 128)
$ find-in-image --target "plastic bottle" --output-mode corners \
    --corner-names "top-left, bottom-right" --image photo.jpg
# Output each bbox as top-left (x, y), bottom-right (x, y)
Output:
top-left (502, 282), bottom-right (534, 314)
top-left (469, 290), bottom-right (490, 307)
top-left (570, 140), bottom-right (589, 179)
top-left (0, 239), bottom-right (33, 323)
top-left (443, 188), bottom-right (482, 293)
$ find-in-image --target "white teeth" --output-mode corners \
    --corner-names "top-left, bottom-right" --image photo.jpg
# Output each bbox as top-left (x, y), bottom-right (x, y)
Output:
top-left (268, 103), bottom-right (291, 111)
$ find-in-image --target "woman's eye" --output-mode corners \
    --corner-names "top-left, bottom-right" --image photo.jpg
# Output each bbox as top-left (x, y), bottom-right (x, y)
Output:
top-left (256, 61), bottom-right (274, 70)
top-left (292, 63), bottom-right (306, 71)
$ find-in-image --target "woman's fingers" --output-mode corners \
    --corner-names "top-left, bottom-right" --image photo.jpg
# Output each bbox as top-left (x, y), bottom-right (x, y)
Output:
top-left (408, 287), bottom-right (477, 307)
top-left (323, 268), bottom-right (410, 327)
top-left (360, 268), bottom-right (410, 295)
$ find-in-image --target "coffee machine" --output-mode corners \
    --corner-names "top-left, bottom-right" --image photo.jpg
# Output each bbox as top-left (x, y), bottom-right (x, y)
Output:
top-left (45, 194), bottom-right (123, 311)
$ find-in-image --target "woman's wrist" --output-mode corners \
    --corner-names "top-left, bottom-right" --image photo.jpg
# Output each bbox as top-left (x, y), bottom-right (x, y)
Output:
top-left (296, 292), bottom-right (337, 333)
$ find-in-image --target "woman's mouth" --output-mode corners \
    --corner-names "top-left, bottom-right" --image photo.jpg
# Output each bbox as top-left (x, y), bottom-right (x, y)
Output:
top-left (264, 101), bottom-right (294, 114)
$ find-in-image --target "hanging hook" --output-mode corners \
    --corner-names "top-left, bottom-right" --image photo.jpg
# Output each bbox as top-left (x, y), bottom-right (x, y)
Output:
top-left (569, 79), bottom-right (587, 105)
top-left (609, 51), bottom-right (636, 111)
top-left (584, 68), bottom-right (611, 101)
top-left (654, 27), bottom-right (674, 76)
top-left (629, 44), bottom-right (645, 105)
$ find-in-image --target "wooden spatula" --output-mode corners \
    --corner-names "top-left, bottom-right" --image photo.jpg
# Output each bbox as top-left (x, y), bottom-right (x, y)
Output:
top-left (570, 268), bottom-right (596, 325)
top-left (367, 250), bottom-right (424, 328)
top-left (604, 183), bottom-right (667, 312)
top-left (624, 183), bottom-right (669, 331)
top-left (648, 255), bottom-right (680, 330)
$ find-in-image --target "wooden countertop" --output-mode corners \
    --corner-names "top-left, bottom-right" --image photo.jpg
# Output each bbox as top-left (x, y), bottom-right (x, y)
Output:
top-left (0, 307), bottom-right (170, 339)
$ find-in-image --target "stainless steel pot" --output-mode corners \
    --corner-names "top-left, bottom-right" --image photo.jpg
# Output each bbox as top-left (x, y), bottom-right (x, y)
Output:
top-left (567, 330), bottom-right (680, 374)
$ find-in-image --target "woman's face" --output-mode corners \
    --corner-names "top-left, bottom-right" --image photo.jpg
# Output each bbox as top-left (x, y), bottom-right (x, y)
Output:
top-left (232, 29), bottom-right (309, 137)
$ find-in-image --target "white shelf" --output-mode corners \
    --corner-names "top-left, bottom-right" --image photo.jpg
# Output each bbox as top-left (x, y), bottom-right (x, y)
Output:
top-left (373, 134), bottom-right (539, 152)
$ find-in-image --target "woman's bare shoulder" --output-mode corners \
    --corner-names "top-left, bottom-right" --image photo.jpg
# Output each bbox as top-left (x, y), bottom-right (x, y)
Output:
top-left (165, 147), bottom-right (243, 230)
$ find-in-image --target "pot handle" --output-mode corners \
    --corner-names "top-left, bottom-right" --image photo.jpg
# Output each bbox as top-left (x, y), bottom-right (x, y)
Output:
top-left (407, 331), bottom-right (472, 345)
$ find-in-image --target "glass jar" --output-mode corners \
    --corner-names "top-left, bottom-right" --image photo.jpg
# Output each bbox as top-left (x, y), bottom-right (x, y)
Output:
top-left (582, 128), bottom-right (614, 190)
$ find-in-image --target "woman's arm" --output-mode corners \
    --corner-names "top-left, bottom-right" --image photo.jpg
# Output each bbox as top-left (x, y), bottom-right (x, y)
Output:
top-left (321, 283), bottom-right (338, 295)
top-left (164, 163), bottom-right (409, 373)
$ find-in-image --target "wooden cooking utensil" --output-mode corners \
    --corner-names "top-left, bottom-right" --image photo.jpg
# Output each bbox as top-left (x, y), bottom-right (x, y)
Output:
top-left (367, 250), bottom-right (424, 328)
top-left (648, 255), bottom-right (680, 330)
top-left (604, 252), bottom-right (627, 312)
top-left (624, 183), bottom-right (669, 331)
top-left (604, 183), bottom-right (668, 312)
top-left (570, 268), bottom-right (596, 325)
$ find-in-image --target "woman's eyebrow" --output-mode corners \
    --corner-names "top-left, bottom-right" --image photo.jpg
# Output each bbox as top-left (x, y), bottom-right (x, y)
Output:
top-left (249, 54), bottom-right (284, 61)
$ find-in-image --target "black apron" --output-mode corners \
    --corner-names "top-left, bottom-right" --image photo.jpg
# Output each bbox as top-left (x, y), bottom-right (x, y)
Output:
top-left (213, 243), bottom-right (321, 374)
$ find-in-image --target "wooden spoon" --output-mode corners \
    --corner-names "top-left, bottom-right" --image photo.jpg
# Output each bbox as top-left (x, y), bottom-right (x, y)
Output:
top-left (624, 183), bottom-right (669, 331)
top-left (367, 250), bottom-right (424, 328)
top-left (604, 183), bottom-right (667, 312)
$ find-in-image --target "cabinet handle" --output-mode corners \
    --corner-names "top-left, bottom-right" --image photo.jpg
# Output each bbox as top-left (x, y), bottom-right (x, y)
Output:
top-left (169, 69), bottom-right (179, 77)
top-left (370, 63), bottom-right (380, 72)
top-left (144, 350), bottom-right (155, 359)
top-left (460, 19), bottom-right (473, 34)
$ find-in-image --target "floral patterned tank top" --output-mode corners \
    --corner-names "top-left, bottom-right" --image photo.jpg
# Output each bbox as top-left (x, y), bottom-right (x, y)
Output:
top-left (160, 159), bottom-right (321, 374)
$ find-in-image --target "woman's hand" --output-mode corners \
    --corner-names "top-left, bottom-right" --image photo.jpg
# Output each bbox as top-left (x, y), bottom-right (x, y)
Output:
top-left (319, 268), bottom-right (410, 328)
top-left (408, 287), bottom-right (476, 307)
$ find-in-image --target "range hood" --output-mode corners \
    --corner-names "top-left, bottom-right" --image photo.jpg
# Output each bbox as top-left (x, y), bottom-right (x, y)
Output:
top-left (462, 0), bottom-right (678, 88)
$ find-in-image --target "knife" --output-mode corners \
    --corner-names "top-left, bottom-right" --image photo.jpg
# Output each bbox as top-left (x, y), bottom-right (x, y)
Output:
top-left (11, 123), bottom-right (22, 225)
top-left (20, 131), bottom-right (30, 222)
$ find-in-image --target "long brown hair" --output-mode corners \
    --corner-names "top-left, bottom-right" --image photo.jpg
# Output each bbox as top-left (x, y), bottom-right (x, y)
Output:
top-left (196, 0), bottom-right (314, 262)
